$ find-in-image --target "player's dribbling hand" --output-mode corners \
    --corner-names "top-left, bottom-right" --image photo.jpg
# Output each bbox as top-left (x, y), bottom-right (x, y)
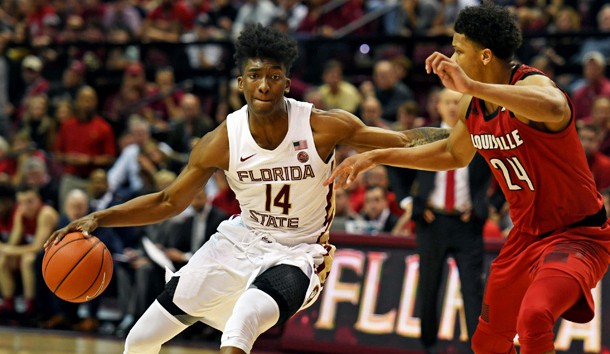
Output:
top-left (45, 215), bottom-right (99, 248)
top-left (324, 151), bottom-right (377, 189)
top-left (425, 51), bottom-right (474, 94)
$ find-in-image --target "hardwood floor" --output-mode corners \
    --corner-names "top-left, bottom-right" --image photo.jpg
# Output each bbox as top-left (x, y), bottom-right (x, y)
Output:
top-left (0, 326), bottom-right (218, 354)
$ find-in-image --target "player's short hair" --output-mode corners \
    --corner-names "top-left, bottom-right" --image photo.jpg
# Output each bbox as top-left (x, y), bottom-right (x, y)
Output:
top-left (234, 23), bottom-right (298, 75)
top-left (454, 1), bottom-right (523, 61)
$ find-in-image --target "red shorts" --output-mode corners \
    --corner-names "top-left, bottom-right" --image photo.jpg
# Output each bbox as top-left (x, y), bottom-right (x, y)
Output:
top-left (483, 221), bottom-right (610, 332)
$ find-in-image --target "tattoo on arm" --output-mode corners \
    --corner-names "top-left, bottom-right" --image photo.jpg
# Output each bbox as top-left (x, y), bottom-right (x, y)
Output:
top-left (404, 127), bottom-right (450, 147)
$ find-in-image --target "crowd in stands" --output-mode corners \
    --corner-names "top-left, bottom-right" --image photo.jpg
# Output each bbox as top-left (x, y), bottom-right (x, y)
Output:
top-left (0, 0), bottom-right (609, 345)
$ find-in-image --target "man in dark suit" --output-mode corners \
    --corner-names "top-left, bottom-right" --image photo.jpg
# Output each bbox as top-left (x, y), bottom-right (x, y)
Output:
top-left (115, 188), bottom-right (228, 337)
top-left (161, 189), bottom-right (228, 268)
top-left (412, 89), bottom-right (494, 354)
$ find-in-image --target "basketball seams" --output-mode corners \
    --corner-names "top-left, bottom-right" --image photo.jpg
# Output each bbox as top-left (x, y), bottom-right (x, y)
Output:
top-left (51, 239), bottom-right (102, 294)
top-left (42, 238), bottom-right (86, 277)
top-left (70, 245), bottom-right (108, 302)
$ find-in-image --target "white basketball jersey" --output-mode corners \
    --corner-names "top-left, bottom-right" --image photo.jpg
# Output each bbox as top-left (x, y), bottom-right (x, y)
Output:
top-left (225, 98), bottom-right (335, 246)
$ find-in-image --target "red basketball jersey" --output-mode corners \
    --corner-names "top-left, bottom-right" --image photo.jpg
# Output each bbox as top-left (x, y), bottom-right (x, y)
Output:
top-left (464, 64), bottom-right (603, 236)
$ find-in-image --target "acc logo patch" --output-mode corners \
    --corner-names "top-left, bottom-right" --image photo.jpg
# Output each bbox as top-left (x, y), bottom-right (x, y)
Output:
top-left (297, 151), bottom-right (309, 163)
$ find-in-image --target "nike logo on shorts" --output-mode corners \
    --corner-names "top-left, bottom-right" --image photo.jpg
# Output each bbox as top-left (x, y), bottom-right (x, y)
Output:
top-left (240, 154), bottom-right (256, 162)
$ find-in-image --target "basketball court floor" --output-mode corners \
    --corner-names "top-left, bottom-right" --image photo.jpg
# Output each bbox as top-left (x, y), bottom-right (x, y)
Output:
top-left (0, 326), bottom-right (284, 354)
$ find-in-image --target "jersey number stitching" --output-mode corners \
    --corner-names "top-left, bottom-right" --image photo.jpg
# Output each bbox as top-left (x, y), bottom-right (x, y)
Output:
top-left (265, 184), bottom-right (292, 215)
top-left (490, 156), bottom-right (535, 191)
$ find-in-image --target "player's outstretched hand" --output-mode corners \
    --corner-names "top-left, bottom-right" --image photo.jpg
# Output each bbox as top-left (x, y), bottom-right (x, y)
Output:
top-left (425, 51), bottom-right (474, 94)
top-left (324, 151), bottom-right (377, 190)
top-left (45, 215), bottom-right (99, 248)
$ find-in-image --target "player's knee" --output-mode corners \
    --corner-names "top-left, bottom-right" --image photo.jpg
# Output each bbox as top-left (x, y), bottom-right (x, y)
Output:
top-left (222, 289), bottom-right (280, 353)
top-left (516, 304), bottom-right (554, 342)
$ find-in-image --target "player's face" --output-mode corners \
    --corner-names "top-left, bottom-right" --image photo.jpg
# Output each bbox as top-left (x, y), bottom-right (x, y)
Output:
top-left (238, 58), bottom-right (291, 115)
top-left (451, 33), bottom-right (484, 82)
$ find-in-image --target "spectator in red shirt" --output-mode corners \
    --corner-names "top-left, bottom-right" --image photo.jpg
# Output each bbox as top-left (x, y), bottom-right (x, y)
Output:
top-left (26, 0), bottom-right (57, 41)
top-left (572, 51), bottom-right (610, 121)
top-left (579, 123), bottom-right (610, 192)
top-left (143, 0), bottom-right (193, 42)
top-left (54, 86), bottom-right (116, 209)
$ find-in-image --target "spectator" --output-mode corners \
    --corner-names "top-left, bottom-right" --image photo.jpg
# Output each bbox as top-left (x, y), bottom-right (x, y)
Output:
top-left (206, 0), bottom-right (238, 39)
top-left (103, 0), bottom-right (143, 38)
top-left (571, 51), bottom-right (610, 121)
top-left (329, 187), bottom-right (361, 233)
top-left (428, 0), bottom-right (465, 36)
top-left (142, 0), bottom-right (193, 43)
top-left (15, 55), bottom-right (49, 123)
top-left (317, 59), bottom-right (361, 114)
top-left (141, 0), bottom-right (193, 66)
top-left (54, 85), bottom-right (116, 209)
top-left (0, 136), bottom-right (14, 183)
top-left (358, 185), bottom-right (400, 235)
top-left (276, 0), bottom-right (307, 33)
top-left (107, 116), bottom-right (155, 199)
top-left (19, 157), bottom-right (59, 210)
top-left (579, 123), bottom-right (610, 192)
top-left (232, 0), bottom-right (278, 39)
top-left (0, 186), bottom-right (59, 319)
top-left (147, 67), bottom-right (185, 130)
top-left (182, 13), bottom-right (227, 70)
top-left (46, 60), bottom-right (86, 111)
top-left (350, 164), bottom-right (402, 216)
top-left (392, 100), bottom-right (425, 131)
top-left (106, 25), bottom-right (141, 71)
top-left (167, 94), bottom-right (216, 154)
top-left (573, 4), bottom-right (610, 63)
top-left (359, 96), bottom-right (390, 129)
top-left (371, 59), bottom-right (414, 122)
top-left (409, 88), bottom-right (492, 354)
top-left (102, 61), bottom-right (151, 135)
top-left (20, 94), bottom-right (57, 152)
top-left (385, 0), bottom-right (440, 36)
top-left (53, 98), bottom-right (74, 126)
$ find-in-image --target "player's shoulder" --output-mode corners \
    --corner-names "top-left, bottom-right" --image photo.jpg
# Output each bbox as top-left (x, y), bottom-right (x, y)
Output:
top-left (311, 107), bottom-right (359, 126)
top-left (459, 94), bottom-right (475, 120)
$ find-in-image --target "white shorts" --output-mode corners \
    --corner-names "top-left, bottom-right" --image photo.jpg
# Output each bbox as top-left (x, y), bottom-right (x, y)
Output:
top-left (168, 216), bottom-right (332, 331)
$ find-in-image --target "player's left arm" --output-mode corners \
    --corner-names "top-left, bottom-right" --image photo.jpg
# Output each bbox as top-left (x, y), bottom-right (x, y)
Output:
top-left (312, 108), bottom-right (449, 152)
top-left (468, 75), bottom-right (571, 129)
top-left (426, 52), bottom-right (570, 130)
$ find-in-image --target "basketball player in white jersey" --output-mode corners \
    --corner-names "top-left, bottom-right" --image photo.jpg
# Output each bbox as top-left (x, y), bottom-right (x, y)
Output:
top-left (46, 24), bottom-right (448, 354)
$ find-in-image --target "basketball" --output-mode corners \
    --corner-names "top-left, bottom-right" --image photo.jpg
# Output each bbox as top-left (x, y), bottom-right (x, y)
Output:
top-left (42, 231), bottom-right (113, 303)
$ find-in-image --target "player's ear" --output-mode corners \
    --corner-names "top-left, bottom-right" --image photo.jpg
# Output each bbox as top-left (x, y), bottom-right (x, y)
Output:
top-left (284, 78), bottom-right (291, 94)
top-left (237, 76), bottom-right (244, 92)
top-left (481, 48), bottom-right (493, 66)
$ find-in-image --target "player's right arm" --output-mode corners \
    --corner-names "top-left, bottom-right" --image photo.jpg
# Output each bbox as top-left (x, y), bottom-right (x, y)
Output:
top-left (324, 97), bottom-right (476, 189)
top-left (46, 123), bottom-right (230, 246)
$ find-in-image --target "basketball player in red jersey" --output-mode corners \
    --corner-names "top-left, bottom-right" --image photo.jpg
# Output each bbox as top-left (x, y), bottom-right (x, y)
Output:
top-left (326, 3), bottom-right (610, 354)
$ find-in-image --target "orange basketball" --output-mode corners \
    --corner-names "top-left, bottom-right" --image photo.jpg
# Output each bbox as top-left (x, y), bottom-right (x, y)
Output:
top-left (42, 231), bottom-right (113, 303)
